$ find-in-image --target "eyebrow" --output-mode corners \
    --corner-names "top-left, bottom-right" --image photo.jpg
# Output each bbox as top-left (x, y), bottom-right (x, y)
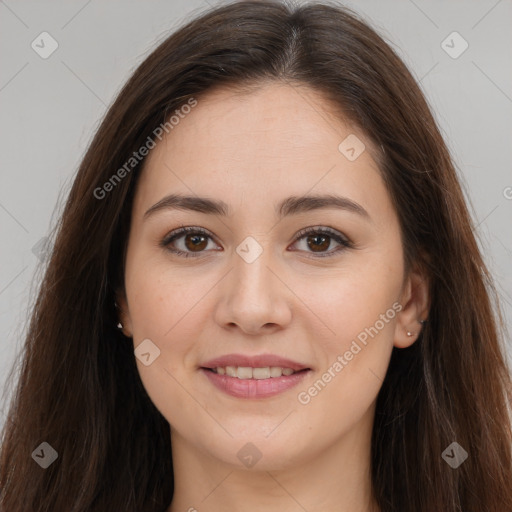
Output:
top-left (143, 193), bottom-right (371, 221)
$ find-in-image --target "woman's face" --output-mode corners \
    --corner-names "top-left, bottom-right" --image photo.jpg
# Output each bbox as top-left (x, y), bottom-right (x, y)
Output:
top-left (118, 82), bottom-right (424, 470)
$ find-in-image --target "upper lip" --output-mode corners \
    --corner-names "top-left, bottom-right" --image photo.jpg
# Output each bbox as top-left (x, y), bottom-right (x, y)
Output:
top-left (201, 353), bottom-right (310, 372)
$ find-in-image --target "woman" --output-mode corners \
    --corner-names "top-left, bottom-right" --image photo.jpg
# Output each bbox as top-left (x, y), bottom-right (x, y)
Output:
top-left (1, 1), bottom-right (511, 511)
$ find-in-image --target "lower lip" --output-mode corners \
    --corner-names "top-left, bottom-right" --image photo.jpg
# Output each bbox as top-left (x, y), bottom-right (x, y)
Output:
top-left (200, 368), bottom-right (310, 399)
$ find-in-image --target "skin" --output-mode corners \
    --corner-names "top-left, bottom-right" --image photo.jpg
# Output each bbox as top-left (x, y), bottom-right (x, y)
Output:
top-left (117, 81), bottom-right (429, 512)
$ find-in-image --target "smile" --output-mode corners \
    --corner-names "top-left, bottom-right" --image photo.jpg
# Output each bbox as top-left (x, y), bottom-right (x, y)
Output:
top-left (209, 366), bottom-right (300, 379)
top-left (200, 367), bottom-right (311, 399)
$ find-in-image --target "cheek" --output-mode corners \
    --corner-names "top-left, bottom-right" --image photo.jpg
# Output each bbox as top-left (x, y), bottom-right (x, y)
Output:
top-left (298, 254), bottom-right (402, 401)
top-left (332, 278), bottom-right (399, 345)
top-left (299, 257), bottom-right (402, 346)
top-left (294, 277), bottom-right (398, 438)
top-left (125, 257), bottom-right (221, 378)
top-left (125, 265), bottom-right (210, 425)
top-left (125, 251), bottom-right (204, 333)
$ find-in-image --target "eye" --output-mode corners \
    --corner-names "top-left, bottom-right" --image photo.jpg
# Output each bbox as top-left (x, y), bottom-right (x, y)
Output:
top-left (161, 225), bottom-right (353, 258)
top-left (161, 226), bottom-right (220, 258)
top-left (290, 226), bottom-right (353, 258)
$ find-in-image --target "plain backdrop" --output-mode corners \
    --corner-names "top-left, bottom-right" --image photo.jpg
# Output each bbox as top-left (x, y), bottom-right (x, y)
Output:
top-left (1, 0), bottom-right (511, 431)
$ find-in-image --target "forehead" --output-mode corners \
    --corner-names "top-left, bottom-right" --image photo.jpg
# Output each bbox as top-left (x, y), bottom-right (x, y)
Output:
top-left (151, 82), bottom-right (380, 161)
top-left (134, 82), bottom-right (388, 221)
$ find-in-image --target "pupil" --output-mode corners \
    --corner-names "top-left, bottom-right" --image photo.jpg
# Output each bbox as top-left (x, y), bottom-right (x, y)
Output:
top-left (308, 234), bottom-right (329, 252)
top-left (185, 234), bottom-right (207, 251)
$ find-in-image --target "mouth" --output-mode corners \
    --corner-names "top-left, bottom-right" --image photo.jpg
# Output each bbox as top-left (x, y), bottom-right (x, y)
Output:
top-left (199, 354), bottom-right (312, 398)
top-left (201, 366), bottom-right (310, 379)
top-left (200, 353), bottom-right (311, 373)
top-left (200, 367), bottom-right (311, 399)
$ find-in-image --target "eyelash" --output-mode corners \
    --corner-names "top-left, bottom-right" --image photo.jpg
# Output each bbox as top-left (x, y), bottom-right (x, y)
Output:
top-left (160, 225), bottom-right (353, 259)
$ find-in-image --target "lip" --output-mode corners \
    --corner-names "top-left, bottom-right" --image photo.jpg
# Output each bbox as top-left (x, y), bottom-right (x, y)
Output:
top-left (201, 353), bottom-right (310, 372)
top-left (199, 353), bottom-right (312, 399)
top-left (200, 368), bottom-right (311, 399)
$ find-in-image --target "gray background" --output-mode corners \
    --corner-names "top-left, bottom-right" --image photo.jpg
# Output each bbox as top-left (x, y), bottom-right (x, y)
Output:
top-left (1, 0), bottom-right (511, 430)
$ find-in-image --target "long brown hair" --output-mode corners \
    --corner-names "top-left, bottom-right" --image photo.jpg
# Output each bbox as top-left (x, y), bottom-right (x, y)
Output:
top-left (1, 1), bottom-right (511, 510)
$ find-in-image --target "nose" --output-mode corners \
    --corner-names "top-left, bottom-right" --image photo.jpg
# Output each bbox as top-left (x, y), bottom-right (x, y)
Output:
top-left (213, 245), bottom-right (293, 336)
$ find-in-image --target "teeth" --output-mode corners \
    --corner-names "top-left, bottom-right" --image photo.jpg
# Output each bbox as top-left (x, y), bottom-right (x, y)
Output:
top-left (212, 366), bottom-right (299, 379)
top-left (237, 366), bottom-right (253, 379)
top-left (225, 366), bottom-right (237, 377)
top-left (252, 367), bottom-right (270, 379)
top-left (270, 366), bottom-right (283, 378)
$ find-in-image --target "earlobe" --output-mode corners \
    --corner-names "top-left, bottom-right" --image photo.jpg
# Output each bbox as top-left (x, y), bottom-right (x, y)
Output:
top-left (394, 267), bottom-right (430, 348)
top-left (114, 293), bottom-right (133, 338)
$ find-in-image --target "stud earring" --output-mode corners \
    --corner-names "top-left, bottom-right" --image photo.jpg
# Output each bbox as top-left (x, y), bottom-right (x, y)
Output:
top-left (114, 301), bottom-right (123, 329)
top-left (407, 331), bottom-right (415, 337)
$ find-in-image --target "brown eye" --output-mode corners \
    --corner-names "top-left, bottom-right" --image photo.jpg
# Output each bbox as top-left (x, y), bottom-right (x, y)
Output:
top-left (306, 233), bottom-right (331, 252)
top-left (183, 233), bottom-right (208, 252)
top-left (161, 227), bottom-right (219, 258)
top-left (291, 227), bottom-right (352, 258)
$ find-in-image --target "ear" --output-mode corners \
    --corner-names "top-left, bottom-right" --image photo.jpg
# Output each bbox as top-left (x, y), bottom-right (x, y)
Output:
top-left (115, 289), bottom-right (133, 338)
top-left (394, 264), bottom-right (430, 348)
